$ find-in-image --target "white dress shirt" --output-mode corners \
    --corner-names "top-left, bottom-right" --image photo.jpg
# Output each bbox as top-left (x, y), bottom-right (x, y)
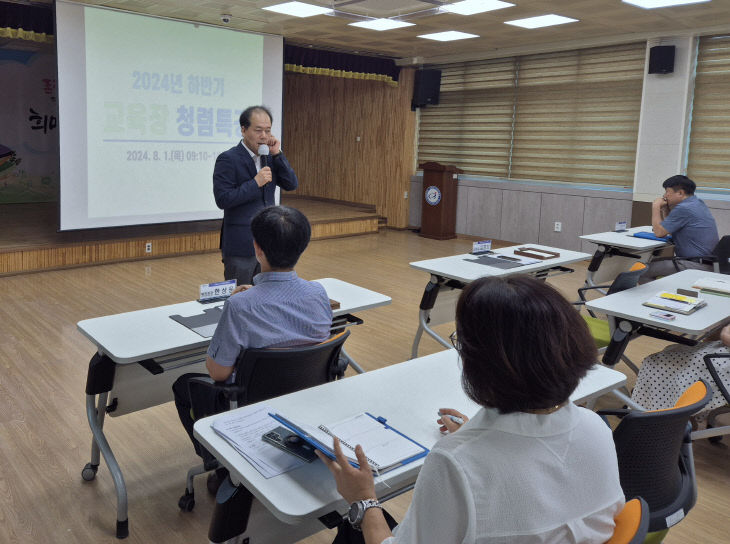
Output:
top-left (382, 403), bottom-right (624, 544)
top-left (242, 140), bottom-right (261, 172)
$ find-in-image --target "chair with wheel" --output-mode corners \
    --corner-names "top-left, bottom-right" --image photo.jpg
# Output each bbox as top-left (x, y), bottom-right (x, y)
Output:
top-left (605, 497), bottom-right (650, 544)
top-left (690, 352), bottom-right (730, 444)
top-left (177, 329), bottom-right (350, 514)
top-left (574, 262), bottom-right (647, 374)
top-left (710, 234), bottom-right (730, 274)
top-left (599, 380), bottom-right (712, 542)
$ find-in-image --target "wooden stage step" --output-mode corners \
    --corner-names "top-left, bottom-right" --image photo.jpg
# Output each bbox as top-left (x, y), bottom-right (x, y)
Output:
top-left (0, 198), bottom-right (379, 276)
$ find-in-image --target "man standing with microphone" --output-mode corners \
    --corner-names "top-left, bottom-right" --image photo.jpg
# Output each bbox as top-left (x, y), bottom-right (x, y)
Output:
top-left (213, 105), bottom-right (299, 285)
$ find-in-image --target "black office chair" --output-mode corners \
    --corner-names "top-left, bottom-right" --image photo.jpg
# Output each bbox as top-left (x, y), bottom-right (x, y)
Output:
top-left (574, 262), bottom-right (647, 373)
top-left (178, 330), bottom-right (350, 513)
top-left (661, 234), bottom-right (730, 275)
top-left (700, 352), bottom-right (730, 443)
top-left (599, 380), bottom-right (712, 540)
top-left (710, 235), bottom-right (730, 274)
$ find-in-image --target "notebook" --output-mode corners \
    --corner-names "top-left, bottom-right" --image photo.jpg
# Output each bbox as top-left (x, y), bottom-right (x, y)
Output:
top-left (643, 291), bottom-right (707, 315)
top-left (269, 412), bottom-right (429, 475)
top-left (692, 277), bottom-right (730, 297)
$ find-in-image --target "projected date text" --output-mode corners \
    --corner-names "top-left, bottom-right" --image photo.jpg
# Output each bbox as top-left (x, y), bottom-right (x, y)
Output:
top-left (125, 150), bottom-right (215, 162)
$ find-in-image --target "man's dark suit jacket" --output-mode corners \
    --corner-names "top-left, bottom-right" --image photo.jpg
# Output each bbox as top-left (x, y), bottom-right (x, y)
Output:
top-left (213, 142), bottom-right (298, 258)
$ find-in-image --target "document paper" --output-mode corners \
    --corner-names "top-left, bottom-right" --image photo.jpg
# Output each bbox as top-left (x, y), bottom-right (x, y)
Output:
top-left (211, 404), bottom-right (308, 478)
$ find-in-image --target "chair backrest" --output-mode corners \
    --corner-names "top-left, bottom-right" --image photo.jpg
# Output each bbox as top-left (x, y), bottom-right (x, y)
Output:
top-left (712, 235), bottom-right (730, 274)
top-left (703, 353), bottom-right (730, 405)
top-left (606, 262), bottom-right (647, 296)
top-left (605, 497), bottom-right (650, 544)
top-left (611, 380), bottom-right (712, 532)
top-left (233, 330), bottom-right (350, 407)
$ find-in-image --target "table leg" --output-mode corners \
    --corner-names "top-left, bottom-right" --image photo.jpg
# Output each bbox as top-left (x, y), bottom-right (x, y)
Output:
top-left (585, 247), bottom-right (608, 288)
top-left (411, 277), bottom-right (453, 358)
top-left (82, 392), bottom-right (106, 479)
top-left (340, 346), bottom-right (364, 374)
top-left (83, 353), bottom-right (129, 538)
top-left (84, 393), bottom-right (129, 538)
top-left (610, 388), bottom-right (644, 410)
top-left (411, 308), bottom-right (452, 359)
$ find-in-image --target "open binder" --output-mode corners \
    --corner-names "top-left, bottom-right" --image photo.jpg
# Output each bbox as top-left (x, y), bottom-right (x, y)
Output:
top-left (269, 412), bottom-right (429, 475)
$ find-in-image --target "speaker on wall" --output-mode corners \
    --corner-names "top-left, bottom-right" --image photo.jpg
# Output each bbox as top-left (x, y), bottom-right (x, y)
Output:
top-left (648, 45), bottom-right (675, 74)
top-left (412, 69), bottom-right (441, 110)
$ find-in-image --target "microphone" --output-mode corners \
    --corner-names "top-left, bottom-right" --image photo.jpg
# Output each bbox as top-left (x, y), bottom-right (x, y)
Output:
top-left (257, 144), bottom-right (270, 169)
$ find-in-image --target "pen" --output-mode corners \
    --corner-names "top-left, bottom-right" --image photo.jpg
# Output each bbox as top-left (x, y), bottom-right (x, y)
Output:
top-left (438, 411), bottom-right (464, 425)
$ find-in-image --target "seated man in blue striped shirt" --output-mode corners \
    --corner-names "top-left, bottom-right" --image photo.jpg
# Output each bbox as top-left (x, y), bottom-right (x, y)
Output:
top-left (173, 205), bottom-right (333, 487)
top-left (642, 175), bottom-right (719, 282)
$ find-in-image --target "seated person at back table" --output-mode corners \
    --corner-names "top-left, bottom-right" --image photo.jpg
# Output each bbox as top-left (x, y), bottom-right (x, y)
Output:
top-left (641, 174), bottom-right (719, 283)
top-left (320, 276), bottom-right (624, 544)
top-left (172, 205), bottom-right (332, 486)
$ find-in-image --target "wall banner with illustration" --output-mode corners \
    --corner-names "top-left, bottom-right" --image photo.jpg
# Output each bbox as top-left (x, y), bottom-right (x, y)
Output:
top-left (0, 44), bottom-right (59, 203)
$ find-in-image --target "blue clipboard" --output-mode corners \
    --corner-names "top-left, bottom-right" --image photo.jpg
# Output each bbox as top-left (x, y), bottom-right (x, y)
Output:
top-left (632, 231), bottom-right (672, 242)
top-left (269, 412), bottom-right (429, 474)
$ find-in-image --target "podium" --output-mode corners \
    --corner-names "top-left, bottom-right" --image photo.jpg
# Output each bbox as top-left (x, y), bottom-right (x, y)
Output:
top-left (419, 161), bottom-right (462, 240)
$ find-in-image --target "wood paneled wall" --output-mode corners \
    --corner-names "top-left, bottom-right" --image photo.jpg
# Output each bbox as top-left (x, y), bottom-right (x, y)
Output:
top-left (283, 68), bottom-right (417, 228)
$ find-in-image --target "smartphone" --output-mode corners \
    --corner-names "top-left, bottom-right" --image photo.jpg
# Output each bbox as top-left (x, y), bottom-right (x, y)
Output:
top-left (262, 426), bottom-right (318, 462)
top-left (650, 311), bottom-right (676, 321)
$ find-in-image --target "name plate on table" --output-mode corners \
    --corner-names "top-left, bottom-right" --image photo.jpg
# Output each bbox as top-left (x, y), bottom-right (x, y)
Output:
top-left (471, 240), bottom-right (492, 255)
top-left (199, 279), bottom-right (236, 303)
top-left (615, 221), bottom-right (628, 232)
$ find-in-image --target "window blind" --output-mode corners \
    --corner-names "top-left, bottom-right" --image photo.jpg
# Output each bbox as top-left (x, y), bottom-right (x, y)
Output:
top-left (687, 35), bottom-right (730, 190)
top-left (418, 58), bottom-right (516, 178)
top-left (417, 43), bottom-right (645, 187)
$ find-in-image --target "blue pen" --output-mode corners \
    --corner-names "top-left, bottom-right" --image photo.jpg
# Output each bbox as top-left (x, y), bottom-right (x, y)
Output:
top-left (438, 411), bottom-right (464, 425)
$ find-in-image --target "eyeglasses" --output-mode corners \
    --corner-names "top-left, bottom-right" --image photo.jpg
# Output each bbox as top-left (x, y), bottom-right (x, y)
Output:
top-left (449, 331), bottom-right (461, 350)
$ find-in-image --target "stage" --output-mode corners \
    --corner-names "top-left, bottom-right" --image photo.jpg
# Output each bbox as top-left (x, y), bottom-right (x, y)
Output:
top-left (0, 196), bottom-right (379, 276)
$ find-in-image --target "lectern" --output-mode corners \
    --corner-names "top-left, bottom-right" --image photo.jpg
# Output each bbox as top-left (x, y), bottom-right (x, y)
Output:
top-left (419, 161), bottom-right (462, 240)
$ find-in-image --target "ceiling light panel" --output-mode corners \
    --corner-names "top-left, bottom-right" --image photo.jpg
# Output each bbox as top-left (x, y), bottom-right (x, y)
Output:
top-left (262, 2), bottom-right (334, 18)
top-left (505, 14), bottom-right (578, 29)
top-left (349, 19), bottom-right (415, 31)
top-left (441, 0), bottom-right (515, 16)
top-left (417, 31), bottom-right (480, 41)
top-left (622, 0), bottom-right (710, 8)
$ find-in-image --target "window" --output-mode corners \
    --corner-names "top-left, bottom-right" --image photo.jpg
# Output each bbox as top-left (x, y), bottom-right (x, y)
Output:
top-left (417, 43), bottom-right (645, 187)
top-left (687, 35), bottom-right (730, 190)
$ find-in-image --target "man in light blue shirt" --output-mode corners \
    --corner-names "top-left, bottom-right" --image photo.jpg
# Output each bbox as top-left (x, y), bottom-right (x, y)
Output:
top-left (173, 206), bottom-right (332, 483)
top-left (642, 175), bottom-right (719, 282)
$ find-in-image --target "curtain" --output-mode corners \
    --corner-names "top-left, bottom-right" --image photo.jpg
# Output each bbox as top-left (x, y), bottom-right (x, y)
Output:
top-left (285, 44), bottom-right (400, 86)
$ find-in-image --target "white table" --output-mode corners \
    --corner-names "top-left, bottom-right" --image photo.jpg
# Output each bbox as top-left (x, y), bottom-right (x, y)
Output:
top-left (579, 226), bottom-right (672, 288)
top-left (76, 278), bottom-right (391, 539)
top-left (585, 270), bottom-right (730, 338)
top-left (409, 244), bottom-right (591, 357)
top-left (585, 269), bottom-right (730, 411)
top-left (194, 348), bottom-right (627, 544)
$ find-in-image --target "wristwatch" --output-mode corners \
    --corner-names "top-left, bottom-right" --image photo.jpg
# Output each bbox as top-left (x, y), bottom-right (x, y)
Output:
top-left (347, 498), bottom-right (382, 530)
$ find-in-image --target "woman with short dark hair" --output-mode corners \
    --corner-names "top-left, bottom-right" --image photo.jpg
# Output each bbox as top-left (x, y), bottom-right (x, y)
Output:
top-left (320, 275), bottom-right (624, 544)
